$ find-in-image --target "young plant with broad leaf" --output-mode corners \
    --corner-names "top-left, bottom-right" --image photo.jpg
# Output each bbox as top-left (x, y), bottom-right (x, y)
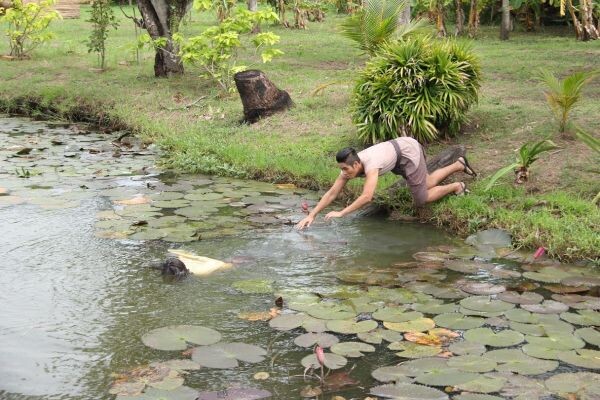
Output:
top-left (484, 139), bottom-right (560, 191)
top-left (538, 69), bottom-right (598, 135)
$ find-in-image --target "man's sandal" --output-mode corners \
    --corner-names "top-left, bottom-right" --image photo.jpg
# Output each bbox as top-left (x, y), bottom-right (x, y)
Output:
top-left (456, 182), bottom-right (470, 196)
top-left (458, 156), bottom-right (477, 177)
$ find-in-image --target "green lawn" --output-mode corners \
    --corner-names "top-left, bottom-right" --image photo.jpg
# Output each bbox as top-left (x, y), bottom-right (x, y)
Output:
top-left (1, 6), bottom-right (599, 261)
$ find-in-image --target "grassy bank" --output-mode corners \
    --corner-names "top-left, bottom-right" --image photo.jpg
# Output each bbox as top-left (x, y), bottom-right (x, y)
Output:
top-left (1, 6), bottom-right (599, 261)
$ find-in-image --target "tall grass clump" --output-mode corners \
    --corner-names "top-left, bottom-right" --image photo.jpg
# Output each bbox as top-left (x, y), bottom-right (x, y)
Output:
top-left (351, 35), bottom-right (481, 144)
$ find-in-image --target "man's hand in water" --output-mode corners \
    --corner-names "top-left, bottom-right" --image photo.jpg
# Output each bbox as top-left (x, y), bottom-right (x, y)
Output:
top-left (324, 211), bottom-right (344, 221)
top-left (295, 215), bottom-right (315, 230)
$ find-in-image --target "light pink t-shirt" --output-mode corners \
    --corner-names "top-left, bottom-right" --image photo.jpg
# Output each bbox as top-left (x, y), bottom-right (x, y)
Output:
top-left (357, 137), bottom-right (422, 177)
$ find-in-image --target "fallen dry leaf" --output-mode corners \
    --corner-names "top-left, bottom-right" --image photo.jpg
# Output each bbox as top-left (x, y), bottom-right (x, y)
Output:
top-left (404, 332), bottom-right (442, 346)
top-left (238, 308), bottom-right (281, 322)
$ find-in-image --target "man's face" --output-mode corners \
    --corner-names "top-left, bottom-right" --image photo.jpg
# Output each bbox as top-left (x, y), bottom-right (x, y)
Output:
top-left (338, 161), bottom-right (361, 179)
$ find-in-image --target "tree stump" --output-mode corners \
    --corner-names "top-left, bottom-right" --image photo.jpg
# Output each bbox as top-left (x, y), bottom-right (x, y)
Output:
top-left (234, 70), bottom-right (293, 123)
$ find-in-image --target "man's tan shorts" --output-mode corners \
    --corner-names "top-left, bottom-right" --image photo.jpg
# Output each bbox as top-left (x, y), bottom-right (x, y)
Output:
top-left (406, 150), bottom-right (428, 207)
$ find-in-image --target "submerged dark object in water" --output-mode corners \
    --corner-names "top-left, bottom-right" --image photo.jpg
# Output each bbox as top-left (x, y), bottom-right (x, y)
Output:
top-left (160, 257), bottom-right (189, 280)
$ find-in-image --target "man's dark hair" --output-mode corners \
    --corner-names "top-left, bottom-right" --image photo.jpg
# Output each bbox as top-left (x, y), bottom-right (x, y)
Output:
top-left (336, 147), bottom-right (360, 165)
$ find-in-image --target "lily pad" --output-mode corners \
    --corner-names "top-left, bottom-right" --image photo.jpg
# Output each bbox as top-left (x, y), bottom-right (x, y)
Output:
top-left (301, 352), bottom-right (347, 370)
top-left (388, 342), bottom-right (442, 358)
top-left (455, 375), bottom-right (507, 394)
top-left (561, 276), bottom-right (600, 287)
top-left (232, 279), bottom-right (274, 294)
top-left (559, 349), bottom-right (600, 369)
top-left (448, 341), bottom-right (487, 356)
top-left (453, 394), bottom-right (504, 400)
top-left (504, 308), bottom-right (541, 324)
top-left (301, 316), bottom-right (328, 333)
top-left (152, 199), bottom-right (191, 209)
top-left (196, 388), bottom-right (271, 400)
top-left (414, 368), bottom-right (479, 386)
top-left (372, 366), bottom-right (415, 383)
top-left (174, 206), bottom-right (219, 219)
top-left (326, 319), bottom-right (378, 334)
top-left (523, 267), bottom-right (577, 283)
top-left (444, 260), bottom-right (494, 274)
top-left (433, 313), bottom-right (485, 330)
top-left (447, 355), bottom-right (498, 372)
top-left (458, 282), bottom-right (506, 295)
top-left (560, 310), bottom-right (600, 326)
top-left (491, 372), bottom-right (552, 400)
top-left (373, 307), bottom-right (423, 323)
top-left (521, 300), bottom-right (569, 314)
top-left (484, 349), bottom-right (559, 375)
top-left (525, 333), bottom-right (585, 350)
top-left (331, 341), bottom-right (376, 357)
top-left (463, 328), bottom-right (524, 347)
top-left (384, 318), bottom-right (436, 333)
top-left (269, 313), bottom-right (306, 331)
top-left (369, 383), bottom-right (448, 400)
top-left (545, 372), bottom-right (600, 399)
top-left (459, 307), bottom-right (504, 318)
top-left (509, 318), bottom-right (573, 336)
top-left (521, 344), bottom-right (566, 360)
top-left (575, 327), bottom-right (600, 346)
top-left (552, 294), bottom-right (600, 310)
top-left (357, 328), bottom-right (403, 344)
top-left (191, 342), bottom-right (266, 368)
top-left (412, 302), bottom-right (458, 315)
top-left (294, 333), bottom-right (339, 348)
top-left (367, 286), bottom-right (420, 303)
top-left (460, 296), bottom-right (514, 313)
top-left (497, 291), bottom-right (544, 305)
top-left (388, 357), bottom-right (448, 377)
top-left (116, 386), bottom-right (199, 400)
top-left (141, 325), bottom-right (221, 351)
top-left (305, 303), bottom-right (356, 320)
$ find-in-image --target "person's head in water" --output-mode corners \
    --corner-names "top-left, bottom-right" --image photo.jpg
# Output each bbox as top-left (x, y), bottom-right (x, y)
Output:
top-left (336, 147), bottom-right (362, 179)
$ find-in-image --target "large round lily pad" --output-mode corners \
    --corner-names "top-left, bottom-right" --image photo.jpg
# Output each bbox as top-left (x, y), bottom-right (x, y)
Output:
top-left (559, 349), bottom-right (600, 369)
top-left (191, 342), bottom-right (266, 368)
top-left (301, 352), bottom-right (347, 370)
top-left (453, 394), bottom-right (504, 400)
top-left (373, 307), bottom-right (423, 323)
top-left (525, 333), bottom-right (585, 350)
top-left (268, 313), bottom-right (306, 331)
top-left (371, 366), bottom-right (415, 383)
top-left (412, 302), bottom-right (458, 315)
top-left (523, 267), bottom-right (577, 283)
top-left (115, 386), bottom-right (199, 400)
top-left (369, 383), bottom-right (448, 400)
top-left (449, 341), bottom-right (487, 356)
top-left (433, 313), bottom-right (485, 330)
top-left (521, 300), bottom-right (569, 314)
top-left (463, 328), bottom-right (524, 347)
top-left (575, 327), bottom-right (600, 346)
top-left (455, 375), bottom-right (507, 394)
top-left (545, 372), bottom-right (600, 399)
top-left (458, 282), bottom-right (506, 295)
top-left (497, 291), bottom-right (544, 305)
top-left (141, 325), bottom-right (221, 351)
top-left (330, 341), bottom-right (376, 358)
top-left (357, 328), bottom-right (403, 344)
top-left (384, 318), bottom-right (435, 333)
top-left (521, 344), bottom-right (566, 360)
top-left (447, 355), bottom-right (498, 373)
top-left (483, 349), bottom-right (559, 375)
top-left (460, 296), bottom-right (514, 313)
top-left (414, 368), bottom-right (479, 386)
top-left (560, 310), bottom-right (600, 326)
top-left (490, 372), bottom-right (552, 400)
top-left (326, 319), bottom-right (378, 334)
top-left (196, 387), bottom-right (272, 400)
top-left (305, 303), bottom-right (356, 320)
top-left (388, 342), bottom-right (442, 358)
top-left (389, 357), bottom-right (448, 377)
top-left (459, 307), bottom-right (504, 318)
top-left (294, 332), bottom-right (339, 348)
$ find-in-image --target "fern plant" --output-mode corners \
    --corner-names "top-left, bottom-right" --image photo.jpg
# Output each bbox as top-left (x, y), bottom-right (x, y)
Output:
top-left (538, 69), bottom-right (598, 134)
top-left (340, 0), bottom-right (425, 55)
top-left (484, 139), bottom-right (559, 191)
top-left (351, 35), bottom-right (481, 144)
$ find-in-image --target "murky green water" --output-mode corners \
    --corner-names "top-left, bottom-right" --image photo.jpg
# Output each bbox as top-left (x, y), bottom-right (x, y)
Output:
top-left (1, 117), bottom-right (599, 400)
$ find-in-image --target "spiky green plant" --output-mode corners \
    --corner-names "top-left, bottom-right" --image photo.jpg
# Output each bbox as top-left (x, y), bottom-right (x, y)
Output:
top-left (484, 139), bottom-right (559, 191)
top-left (538, 69), bottom-right (598, 134)
top-left (340, 0), bottom-right (426, 55)
top-left (575, 127), bottom-right (600, 204)
top-left (351, 35), bottom-right (481, 144)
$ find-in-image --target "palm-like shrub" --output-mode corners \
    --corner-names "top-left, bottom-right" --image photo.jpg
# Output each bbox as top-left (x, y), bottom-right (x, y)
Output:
top-left (340, 0), bottom-right (422, 55)
top-left (538, 69), bottom-right (598, 134)
top-left (351, 35), bottom-right (481, 144)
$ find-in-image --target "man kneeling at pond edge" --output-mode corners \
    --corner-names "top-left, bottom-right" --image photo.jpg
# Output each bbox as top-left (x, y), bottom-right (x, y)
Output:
top-left (295, 137), bottom-right (476, 230)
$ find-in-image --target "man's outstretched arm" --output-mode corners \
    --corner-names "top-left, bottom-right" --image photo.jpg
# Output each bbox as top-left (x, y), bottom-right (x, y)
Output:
top-left (295, 175), bottom-right (348, 230)
top-left (324, 170), bottom-right (378, 220)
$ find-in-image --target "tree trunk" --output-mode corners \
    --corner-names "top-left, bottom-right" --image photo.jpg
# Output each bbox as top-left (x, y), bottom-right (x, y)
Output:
top-left (581, 0), bottom-right (600, 40)
top-left (234, 70), bottom-right (294, 123)
top-left (137, 0), bottom-right (191, 77)
top-left (500, 0), bottom-right (510, 40)
top-left (399, 4), bottom-right (411, 25)
top-left (247, 0), bottom-right (260, 33)
top-left (455, 0), bottom-right (465, 35)
top-left (435, 3), bottom-right (447, 37)
top-left (467, 0), bottom-right (480, 38)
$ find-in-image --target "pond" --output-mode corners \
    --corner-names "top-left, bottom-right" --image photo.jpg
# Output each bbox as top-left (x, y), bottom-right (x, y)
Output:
top-left (0, 116), bottom-right (598, 400)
